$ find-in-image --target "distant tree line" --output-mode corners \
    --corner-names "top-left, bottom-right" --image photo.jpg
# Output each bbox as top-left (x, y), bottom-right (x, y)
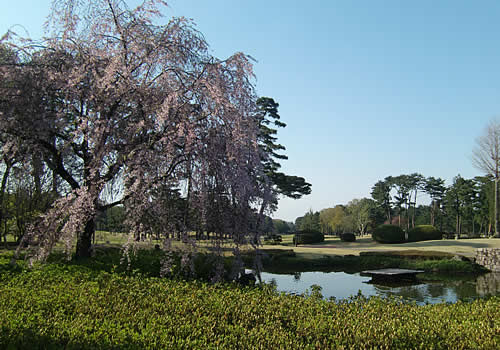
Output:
top-left (371, 173), bottom-right (496, 236)
top-left (285, 173), bottom-right (497, 237)
top-left (293, 198), bottom-right (377, 235)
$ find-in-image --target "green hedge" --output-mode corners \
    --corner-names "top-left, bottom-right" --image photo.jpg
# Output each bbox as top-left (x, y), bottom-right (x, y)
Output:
top-left (407, 225), bottom-right (442, 242)
top-left (293, 230), bottom-right (324, 245)
top-left (340, 233), bottom-right (356, 242)
top-left (263, 234), bottom-right (282, 245)
top-left (0, 261), bottom-right (498, 349)
top-left (372, 225), bottom-right (405, 243)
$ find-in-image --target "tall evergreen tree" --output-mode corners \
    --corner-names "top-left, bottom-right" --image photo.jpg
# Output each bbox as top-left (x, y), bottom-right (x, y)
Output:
top-left (255, 97), bottom-right (311, 200)
top-left (371, 178), bottom-right (392, 224)
top-left (424, 177), bottom-right (446, 227)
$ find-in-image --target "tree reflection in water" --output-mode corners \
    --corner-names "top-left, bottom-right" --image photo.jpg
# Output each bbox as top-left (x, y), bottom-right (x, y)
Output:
top-left (260, 271), bottom-right (500, 304)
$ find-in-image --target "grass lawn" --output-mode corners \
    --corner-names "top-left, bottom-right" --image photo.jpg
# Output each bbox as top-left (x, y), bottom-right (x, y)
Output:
top-left (261, 234), bottom-right (500, 259)
top-left (7, 231), bottom-right (499, 259)
top-left (3, 231), bottom-right (497, 275)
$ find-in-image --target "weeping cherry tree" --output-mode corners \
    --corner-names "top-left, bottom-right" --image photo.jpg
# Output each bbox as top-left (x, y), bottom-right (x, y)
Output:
top-left (0, 0), bottom-right (273, 278)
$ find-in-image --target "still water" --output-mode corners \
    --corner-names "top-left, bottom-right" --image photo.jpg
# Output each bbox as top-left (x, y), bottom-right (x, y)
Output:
top-left (259, 271), bottom-right (500, 304)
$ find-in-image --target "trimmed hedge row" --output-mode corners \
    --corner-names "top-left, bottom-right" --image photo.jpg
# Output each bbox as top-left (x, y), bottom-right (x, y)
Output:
top-left (372, 225), bottom-right (443, 243)
top-left (340, 233), bottom-right (356, 242)
top-left (407, 225), bottom-right (442, 242)
top-left (293, 230), bottom-right (324, 245)
top-left (0, 262), bottom-right (498, 349)
top-left (372, 224), bottom-right (405, 243)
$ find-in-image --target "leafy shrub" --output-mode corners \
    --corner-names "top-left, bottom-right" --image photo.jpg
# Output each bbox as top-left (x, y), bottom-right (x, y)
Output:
top-left (442, 232), bottom-right (456, 239)
top-left (407, 225), bottom-right (442, 242)
top-left (263, 234), bottom-right (282, 245)
top-left (372, 225), bottom-right (405, 243)
top-left (0, 258), bottom-right (499, 349)
top-left (340, 233), bottom-right (356, 242)
top-left (293, 230), bottom-right (324, 245)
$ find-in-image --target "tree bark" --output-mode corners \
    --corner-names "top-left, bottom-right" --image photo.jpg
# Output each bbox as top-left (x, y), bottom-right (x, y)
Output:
top-left (406, 200), bottom-right (410, 231)
top-left (495, 177), bottom-right (499, 236)
top-left (0, 162), bottom-right (12, 244)
top-left (32, 152), bottom-right (43, 200)
top-left (430, 201), bottom-right (435, 226)
top-left (398, 207), bottom-right (401, 227)
top-left (75, 218), bottom-right (95, 259)
top-left (412, 189), bottom-right (418, 228)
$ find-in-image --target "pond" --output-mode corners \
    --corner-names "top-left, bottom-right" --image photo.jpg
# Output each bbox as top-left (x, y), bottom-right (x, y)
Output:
top-left (259, 271), bottom-right (500, 304)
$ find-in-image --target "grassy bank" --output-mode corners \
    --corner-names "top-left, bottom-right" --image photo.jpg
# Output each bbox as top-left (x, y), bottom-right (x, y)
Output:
top-left (257, 249), bottom-right (487, 275)
top-left (1, 251), bottom-right (499, 349)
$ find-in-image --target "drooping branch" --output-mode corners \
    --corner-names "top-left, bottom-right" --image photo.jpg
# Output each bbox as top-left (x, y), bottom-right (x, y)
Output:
top-left (38, 139), bottom-right (80, 190)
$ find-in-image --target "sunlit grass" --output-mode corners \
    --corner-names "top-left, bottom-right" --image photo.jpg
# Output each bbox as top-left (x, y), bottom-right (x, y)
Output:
top-left (261, 234), bottom-right (500, 258)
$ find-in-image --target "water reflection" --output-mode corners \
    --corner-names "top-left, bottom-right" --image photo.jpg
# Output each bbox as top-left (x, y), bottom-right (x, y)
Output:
top-left (476, 273), bottom-right (500, 296)
top-left (259, 271), bottom-right (500, 305)
top-left (293, 272), bottom-right (301, 281)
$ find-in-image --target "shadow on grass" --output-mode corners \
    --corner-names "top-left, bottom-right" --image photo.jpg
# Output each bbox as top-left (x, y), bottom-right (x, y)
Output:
top-left (1, 240), bottom-right (243, 277)
top-left (402, 239), bottom-right (496, 249)
top-left (282, 237), bottom-right (500, 251)
top-left (0, 245), bottom-right (167, 279)
top-left (1, 331), bottom-right (151, 350)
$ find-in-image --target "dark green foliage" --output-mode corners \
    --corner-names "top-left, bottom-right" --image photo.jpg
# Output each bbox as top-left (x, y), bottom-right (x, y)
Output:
top-left (371, 178), bottom-right (393, 223)
top-left (295, 210), bottom-right (321, 232)
top-left (407, 225), bottom-right (442, 242)
top-left (96, 205), bottom-right (126, 232)
top-left (268, 172), bottom-right (312, 199)
top-left (340, 233), bottom-right (356, 242)
top-left (272, 219), bottom-right (294, 234)
top-left (247, 249), bottom-right (485, 275)
top-left (372, 224), bottom-right (406, 243)
top-left (263, 233), bottom-right (282, 245)
top-left (444, 175), bottom-right (478, 235)
top-left (358, 251), bottom-right (486, 274)
top-left (256, 97), bottom-right (311, 199)
top-left (0, 252), bottom-right (499, 349)
top-left (50, 246), bottom-right (236, 282)
top-left (293, 230), bottom-right (324, 245)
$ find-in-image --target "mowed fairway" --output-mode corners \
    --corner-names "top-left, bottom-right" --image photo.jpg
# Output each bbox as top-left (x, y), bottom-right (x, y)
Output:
top-left (42, 231), bottom-right (500, 260)
top-left (262, 235), bottom-right (500, 258)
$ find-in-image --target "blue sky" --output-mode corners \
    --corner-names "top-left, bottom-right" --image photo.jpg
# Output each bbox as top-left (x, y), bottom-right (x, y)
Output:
top-left (2, 1), bottom-right (500, 221)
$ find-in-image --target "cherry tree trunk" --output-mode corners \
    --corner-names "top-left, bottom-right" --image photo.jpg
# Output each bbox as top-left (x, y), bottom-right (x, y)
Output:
top-left (75, 218), bottom-right (95, 259)
top-left (0, 163), bottom-right (12, 245)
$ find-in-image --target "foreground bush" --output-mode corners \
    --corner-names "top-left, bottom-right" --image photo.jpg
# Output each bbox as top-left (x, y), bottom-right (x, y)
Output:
top-left (0, 261), bottom-right (498, 349)
top-left (407, 225), bottom-right (442, 242)
top-left (372, 224), bottom-right (406, 243)
top-left (293, 230), bottom-right (324, 245)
